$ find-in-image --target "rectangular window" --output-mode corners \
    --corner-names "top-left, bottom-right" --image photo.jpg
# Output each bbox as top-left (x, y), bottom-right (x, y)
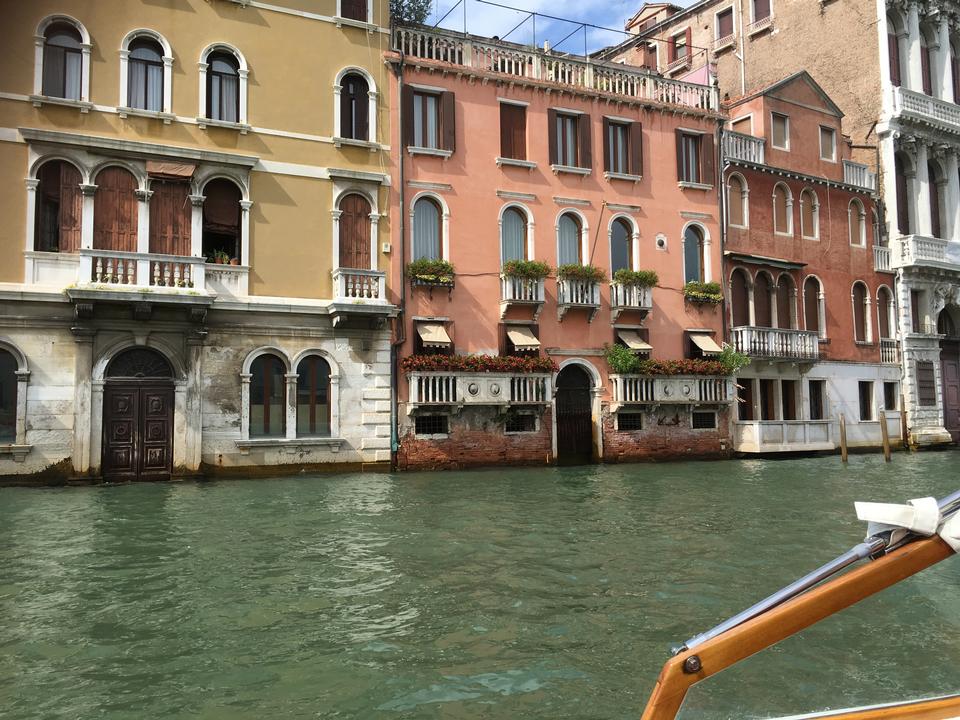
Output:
top-left (917, 361), bottom-right (937, 406)
top-left (884, 381), bottom-right (899, 411)
top-left (692, 411), bottom-right (717, 429)
top-left (505, 413), bottom-right (537, 433)
top-left (730, 116), bottom-right (752, 134)
top-left (717, 8), bottom-right (734, 39)
top-left (819, 126), bottom-right (836, 161)
top-left (809, 379), bottom-right (825, 421)
top-left (911, 290), bottom-right (923, 332)
top-left (617, 413), bottom-right (644, 431)
top-left (340, 0), bottom-right (368, 21)
top-left (781, 379), bottom-right (797, 421)
top-left (678, 132), bottom-right (701, 183)
top-left (556, 112), bottom-right (579, 166)
top-left (772, 113), bottom-right (789, 150)
top-left (642, 43), bottom-right (658, 70)
top-left (500, 102), bottom-right (527, 160)
top-left (753, 0), bottom-right (771, 21)
top-left (859, 381), bottom-right (874, 421)
top-left (607, 121), bottom-right (629, 174)
top-left (672, 32), bottom-right (688, 61)
top-left (413, 91), bottom-right (440, 149)
top-left (759, 379), bottom-right (776, 420)
top-left (415, 414), bottom-right (449, 436)
top-left (737, 379), bottom-right (754, 421)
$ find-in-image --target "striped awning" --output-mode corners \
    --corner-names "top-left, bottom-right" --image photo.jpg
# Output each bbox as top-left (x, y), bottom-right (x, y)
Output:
top-left (617, 330), bottom-right (652, 353)
top-left (690, 332), bottom-right (722, 356)
top-left (506, 326), bottom-right (540, 350)
top-left (417, 322), bottom-right (452, 348)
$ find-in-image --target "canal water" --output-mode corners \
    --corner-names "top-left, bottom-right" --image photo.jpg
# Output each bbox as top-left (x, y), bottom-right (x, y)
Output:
top-left (2, 453), bottom-right (959, 720)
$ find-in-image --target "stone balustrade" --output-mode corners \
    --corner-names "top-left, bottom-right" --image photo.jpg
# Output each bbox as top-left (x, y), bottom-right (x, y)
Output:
top-left (610, 374), bottom-right (732, 409)
top-left (79, 248), bottom-right (206, 291)
top-left (893, 234), bottom-right (950, 268)
top-left (892, 85), bottom-right (960, 134)
top-left (333, 268), bottom-right (387, 303)
top-left (880, 338), bottom-right (900, 364)
top-left (873, 245), bottom-right (892, 272)
top-left (843, 160), bottom-right (877, 191)
top-left (610, 282), bottom-right (653, 322)
top-left (406, 371), bottom-right (552, 411)
top-left (731, 326), bottom-right (820, 361)
top-left (556, 278), bottom-right (600, 322)
top-left (722, 131), bottom-right (766, 164)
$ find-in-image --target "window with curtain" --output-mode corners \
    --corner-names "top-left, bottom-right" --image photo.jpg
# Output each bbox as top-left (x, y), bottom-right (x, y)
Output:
top-left (128, 38), bottom-right (164, 111)
top-left (555, 113), bottom-right (579, 166)
top-left (557, 213), bottom-right (582, 265)
top-left (728, 175), bottom-right (746, 227)
top-left (297, 356), bottom-right (331, 437)
top-left (42, 23), bottom-right (82, 100)
top-left (849, 199), bottom-right (866, 246)
top-left (610, 218), bottom-right (632, 273)
top-left (804, 276), bottom-right (822, 337)
top-left (250, 354), bottom-right (286, 438)
top-left (207, 52), bottom-right (239, 122)
top-left (0, 350), bottom-right (17, 443)
top-left (413, 91), bottom-right (440, 148)
top-left (412, 197), bottom-right (441, 261)
top-left (501, 207), bottom-right (527, 264)
top-left (853, 282), bottom-right (868, 342)
top-left (800, 189), bottom-right (817, 239)
top-left (771, 113), bottom-right (789, 150)
top-left (683, 225), bottom-right (704, 284)
top-left (35, 160), bottom-right (82, 253)
top-left (202, 179), bottom-right (242, 262)
top-left (773, 183), bottom-right (791, 234)
top-left (340, 73), bottom-right (369, 140)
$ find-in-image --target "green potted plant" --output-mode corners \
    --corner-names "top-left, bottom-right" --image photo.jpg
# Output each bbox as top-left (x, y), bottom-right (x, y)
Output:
top-left (683, 280), bottom-right (723, 304)
top-left (613, 269), bottom-right (659, 288)
top-left (501, 259), bottom-right (552, 281)
top-left (214, 250), bottom-right (230, 265)
top-left (557, 264), bottom-right (606, 283)
top-left (604, 343), bottom-right (642, 374)
top-left (406, 258), bottom-right (456, 286)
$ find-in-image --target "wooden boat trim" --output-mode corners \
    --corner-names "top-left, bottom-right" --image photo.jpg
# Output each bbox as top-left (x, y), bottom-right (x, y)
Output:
top-left (640, 536), bottom-right (955, 720)
top-left (775, 693), bottom-right (960, 719)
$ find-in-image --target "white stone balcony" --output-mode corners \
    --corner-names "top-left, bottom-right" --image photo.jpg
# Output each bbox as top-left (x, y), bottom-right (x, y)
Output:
top-left (892, 85), bottom-right (960, 135)
top-left (556, 278), bottom-right (600, 322)
top-left (732, 326), bottom-right (820, 361)
top-left (500, 275), bottom-right (545, 320)
top-left (406, 371), bottom-right (552, 412)
top-left (330, 268), bottom-right (392, 327)
top-left (842, 160), bottom-right (877, 191)
top-left (722, 131), bottom-right (765, 164)
top-left (394, 26), bottom-right (720, 113)
top-left (893, 234), bottom-right (951, 269)
top-left (610, 282), bottom-right (653, 322)
top-left (734, 420), bottom-right (833, 453)
top-left (205, 264), bottom-right (249, 298)
top-left (873, 245), bottom-right (893, 273)
top-left (610, 374), bottom-right (733, 410)
top-left (880, 338), bottom-right (900, 364)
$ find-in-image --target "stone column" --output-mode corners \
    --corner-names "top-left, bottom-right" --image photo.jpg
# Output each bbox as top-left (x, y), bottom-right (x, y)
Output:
top-left (285, 372), bottom-right (298, 440)
top-left (23, 179), bottom-right (39, 283)
top-left (185, 336), bottom-right (204, 471)
top-left (915, 141), bottom-right (932, 236)
top-left (239, 200), bottom-right (252, 296)
top-left (71, 330), bottom-right (95, 475)
top-left (946, 149), bottom-right (960, 241)
top-left (907, 2), bottom-right (924, 92)
top-left (938, 16), bottom-right (952, 99)
top-left (239, 373), bottom-right (251, 441)
top-left (880, 134), bottom-right (901, 238)
top-left (79, 184), bottom-right (97, 283)
top-left (135, 188), bottom-right (153, 285)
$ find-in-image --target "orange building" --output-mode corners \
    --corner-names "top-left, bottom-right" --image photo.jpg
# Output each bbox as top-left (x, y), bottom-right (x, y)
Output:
top-left (386, 25), bottom-right (735, 468)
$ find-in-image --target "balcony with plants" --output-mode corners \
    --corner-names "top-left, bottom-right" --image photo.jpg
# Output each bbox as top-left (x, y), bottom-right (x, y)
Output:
top-left (610, 269), bottom-right (656, 322)
top-left (500, 260), bottom-right (550, 320)
top-left (556, 264), bottom-right (603, 322)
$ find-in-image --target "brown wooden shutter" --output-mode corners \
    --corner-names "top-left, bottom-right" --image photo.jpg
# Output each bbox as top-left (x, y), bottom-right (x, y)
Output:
top-left (701, 132), bottom-right (716, 185)
top-left (602, 117), bottom-right (611, 172)
top-left (668, 34), bottom-right (676, 63)
top-left (577, 113), bottom-right (591, 169)
top-left (441, 91), bottom-right (456, 152)
top-left (401, 85), bottom-right (414, 148)
top-left (500, 105), bottom-right (512, 158)
top-left (149, 180), bottom-right (191, 256)
top-left (754, 0), bottom-right (770, 20)
top-left (629, 122), bottom-right (643, 177)
top-left (644, 44), bottom-right (657, 70)
top-left (718, 10), bottom-right (733, 38)
top-left (921, 46), bottom-right (932, 95)
top-left (675, 129), bottom-right (685, 181)
top-left (355, 85), bottom-right (369, 141)
top-left (685, 27), bottom-right (692, 56)
top-left (548, 108), bottom-right (558, 165)
top-left (339, 193), bottom-right (371, 269)
top-left (93, 167), bottom-right (138, 252)
top-left (500, 104), bottom-right (525, 160)
top-left (59, 162), bottom-right (82, 253)
top-left (340, 0), bottom-right (366, 21)
top-left (888, 33), bottom-right (901, 88)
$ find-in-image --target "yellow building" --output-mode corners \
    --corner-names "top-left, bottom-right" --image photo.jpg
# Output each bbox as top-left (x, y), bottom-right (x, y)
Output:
top-left (0, 0), bottom-right (396, 481)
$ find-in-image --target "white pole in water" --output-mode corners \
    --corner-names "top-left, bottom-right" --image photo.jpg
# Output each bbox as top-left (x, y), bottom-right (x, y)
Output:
top-left (880, 410), bottom-right (892, 462)
top-left (839, 413), bottom-right (848, 463)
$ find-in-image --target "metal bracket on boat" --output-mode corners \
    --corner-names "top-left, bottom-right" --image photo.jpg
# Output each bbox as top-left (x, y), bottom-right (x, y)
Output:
top-left (682, 655), bottom-right (702, 674)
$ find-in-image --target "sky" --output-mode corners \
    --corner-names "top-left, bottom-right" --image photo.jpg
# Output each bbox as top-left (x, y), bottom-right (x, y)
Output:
top-left (427, 0), bottom-right (698, 55)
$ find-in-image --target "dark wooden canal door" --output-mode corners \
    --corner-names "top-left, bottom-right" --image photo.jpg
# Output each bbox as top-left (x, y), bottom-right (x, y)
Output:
top-left (102, 348), bottom-right (174, 482)
top-left (941, 339), bottom-right (960, 442)
top-left (555, 365), bottom-right (594, 465)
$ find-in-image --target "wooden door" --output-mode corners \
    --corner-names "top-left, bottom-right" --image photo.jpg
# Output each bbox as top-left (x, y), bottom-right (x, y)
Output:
top-left (941, 341), bottom-right (960, 441)
top-left (338, 193), bottom-right (371, 269)
top-left (102, 383), bottom-right (173, 481)
top-left (555, 366), bottom-right (593, 465)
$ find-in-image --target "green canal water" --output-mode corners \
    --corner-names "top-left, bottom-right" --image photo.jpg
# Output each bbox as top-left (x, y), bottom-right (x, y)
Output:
top-left (2, 453), bottom-right (960, 720)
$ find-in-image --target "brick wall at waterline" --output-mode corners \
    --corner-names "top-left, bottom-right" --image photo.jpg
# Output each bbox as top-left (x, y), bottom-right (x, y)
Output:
top-left (397, 407), bottom-right (553, 470)
top-left (601, 407), bottom-right (732, 463)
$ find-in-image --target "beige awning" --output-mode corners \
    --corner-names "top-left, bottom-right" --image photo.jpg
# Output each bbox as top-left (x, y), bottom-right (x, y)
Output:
top-left (506, 326), bottom-right (540, 350)
top-left (617, 330), bottom-right (652, 352)
top-left (690, 332), bottom-right (722, 356)
top-left (146, 160), bottom-right (196, 179)
top-left (417, 322), bottom-right (452, 348)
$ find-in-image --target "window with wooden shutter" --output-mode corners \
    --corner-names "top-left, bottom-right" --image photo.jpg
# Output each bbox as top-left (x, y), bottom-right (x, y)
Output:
top-left (499, 103), bottom-right (526, 160)
top-left (895, 154), bottom-right (910, 235)
top-left (401, 85), bottom-right (415, 148)
top-left (629, 122), bottom-right (643, 176)
top-left (604, 119), bottom-right (629, 174)
top-left (577, 113), bottom-right (591, 169)
top-left (730, 268), bottom-right (750, 327)
top-left (340, 0), bottom-right (367, 21)
top-left (878, 287), bottom-right (892, 339)
top-left (853, 282), bottom-right (868, 342)
top-left (676, 131), bottom-right (701, 183)
top-left (889, 32), bottom-right (901, 88)
top-left (700, 133), bottom-right (715, 185)
top-left (93, 166), bottom-right (139, 252)
top-left (917, 361), bottom-right (937, 406)
top-left (804, 276), bottom-right (821, 336)
top-left (771, 113), bottom-right (789, 149)
top-left (728, 175), bottom-right (746, 227)
top-left (441, 91), bottom-right (456, 152)
top-left (921, 43), bottom-right (932, 95)
top-left (547, 108), bottom-right (559, 165)
top-left (643, 43), bottom-right (657, 70)
top-left (338, 193), bottom-right (372, 269)
top-left (773, 184), bottom-right (790, 234)
top-left (717, 8), bottom-right (734, 39)
top-left (149, 180), bottom-right (191, 256)
top-left (801, 189), bottom-right (817, 239)
top-left (35, 160), bottom-right (82, 253)
top-left (911, 290), bottom-right (923, 332)
top-left (341, 73), bottom-right (370, 141)
top-left (753, 0), bottom-right (770, 21)
top-left (928, 161), bottom-right (942, 238)
top-left (554, 112), bottom-right (579, 166)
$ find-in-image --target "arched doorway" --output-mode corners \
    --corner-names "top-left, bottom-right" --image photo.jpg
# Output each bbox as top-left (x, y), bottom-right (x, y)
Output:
top-left (938, 308), bottom-right (960, 441)
top-left (102, 347), bottom-right (175, 481)
top-left (555, 364), bottom-right (594, 465)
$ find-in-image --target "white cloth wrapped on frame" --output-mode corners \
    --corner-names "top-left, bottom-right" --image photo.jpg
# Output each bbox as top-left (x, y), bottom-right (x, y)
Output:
top-left (855, 496), bottom-right (960, 552)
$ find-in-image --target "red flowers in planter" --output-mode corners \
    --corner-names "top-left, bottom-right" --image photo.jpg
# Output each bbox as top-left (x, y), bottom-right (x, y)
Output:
top-left (401, 354), bottom-right (558, 373)
top-left (634, 358), bottom-right (727, 376)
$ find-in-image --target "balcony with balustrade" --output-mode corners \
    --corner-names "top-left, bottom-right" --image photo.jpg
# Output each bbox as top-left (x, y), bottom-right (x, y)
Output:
top-left (873, 245), bottom-right (893, 273)
top-left (731, 326), bottom-right (820, 361)
top-left (609, 374), bottom-right (733, 411)
top-left (500, 275), bottom-right (545, 320)
top-left (892, 85), bottom-right (960, 135)
top-left (329, 267), bottom-right (392, 327)
top-left (722, 131), bottom-right (765, 165)
top-left (393, 26), bottom-right (720, 114)
top-left (842, 160), bottom-right (877, 192)
top-left (610, 282), bottom-right (653, 322)
top-left (556, 278), bottom-right (600, 322)
top-left (406, 371), bottom-right (551, 412)
top-left (892, 234), bottom-right (952, 269)
top-left (880, 338), bottom-right (901, 364)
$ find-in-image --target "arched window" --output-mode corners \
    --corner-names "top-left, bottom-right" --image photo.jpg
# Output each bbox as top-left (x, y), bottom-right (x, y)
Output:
top-left (776, 275), bottom-right (795, 329)
top-left (848, 198), bottom-right (866, 246)
top-left (42, 22), bottom-right (82, 100)
top-left (754, 272), bottom-right (773, 328)
top-left (207, 52), bottom-right (239, 123)
top-left (730, 268), bottom-right (750, 327)
top-left (93, 167), bottom-right (139, 252)
top-left (340, 73), bottom-right (369, 141)
top-left (878, 286), bottom-right (894, 339)
top-left (412, 196), bottom-right (441, 261)
top-left (501, 207), bottom-right (528, 264)
top-left (952, 40), bottom-right (960, 104)
top-left (852, 282), bottom-right (869, 343)
top-left (800, 188), bottom-right (818, 239)
top-left (895, 153), bottom-right (911, 235)
top-left (928, 161), bottom-right (944, 238)
top-left (610, 218), bottom-right (633, 273)
top-left (683, 225), bottom-right (705, 283)
top-left (296, 356), bottom-right (331, 437)
top-left (727, 174), bottom-right (748, 228)
top-left (773, 183), bottom-right (792, 234)
top-left (250, 354), bottom-right (286, 438)
top-left (35, 160), bottom-right (82, 253)
top-left (128, 37), bottom-right (165, 111)
top-left (557, 212), bottom-right (582, 265)
top-left (920, 31), bottom-right (934, 95)
top-left (887, 15), bottom-right (904, 88)
top-left (804, 276), bottom-right (823, 338)
top-left (0, 349), bottom-right (19, 442)
top-left (202, 179), bottom-right (242, 262)
top-left (338, 193), bottom-right (372, 269)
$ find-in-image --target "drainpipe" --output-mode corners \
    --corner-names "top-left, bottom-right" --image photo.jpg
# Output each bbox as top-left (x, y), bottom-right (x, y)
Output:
top-left (718, 119), bottom-right (729, 347)
top-left (390, 41), bottom-right (407, 472)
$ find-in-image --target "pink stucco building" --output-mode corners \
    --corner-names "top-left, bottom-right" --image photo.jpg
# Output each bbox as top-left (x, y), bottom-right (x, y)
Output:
top-left (386, 26), bottom-right (735, 468)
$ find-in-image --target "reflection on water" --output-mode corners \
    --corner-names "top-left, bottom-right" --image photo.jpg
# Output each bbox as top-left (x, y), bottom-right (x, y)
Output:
top-left (2, 453), bottom-right (959, 719)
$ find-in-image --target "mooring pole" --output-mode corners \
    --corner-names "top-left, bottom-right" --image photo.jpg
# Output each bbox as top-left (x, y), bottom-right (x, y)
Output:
top-left (839, 413), bottom-right (848, 464)
top-left (880, 410), bottom-right (892, 462)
